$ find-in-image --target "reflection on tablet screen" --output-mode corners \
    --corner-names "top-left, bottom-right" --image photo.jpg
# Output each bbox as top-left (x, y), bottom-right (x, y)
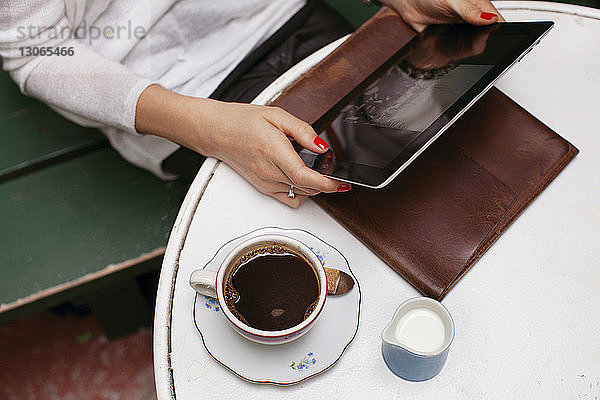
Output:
top-left (321, 62), bottom-right (492, 169)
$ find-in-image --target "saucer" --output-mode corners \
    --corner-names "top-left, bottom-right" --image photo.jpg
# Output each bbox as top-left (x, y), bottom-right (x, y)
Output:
top-left (192, 226), bottom-right (361, 385)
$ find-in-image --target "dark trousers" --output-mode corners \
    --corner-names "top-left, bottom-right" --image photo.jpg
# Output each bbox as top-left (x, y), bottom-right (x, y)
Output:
top-left (161, 1), bottom-right (353, 181)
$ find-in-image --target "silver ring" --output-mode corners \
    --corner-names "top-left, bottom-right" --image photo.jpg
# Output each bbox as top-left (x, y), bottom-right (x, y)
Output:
top-left (288, 185), bottom-right (295, 199)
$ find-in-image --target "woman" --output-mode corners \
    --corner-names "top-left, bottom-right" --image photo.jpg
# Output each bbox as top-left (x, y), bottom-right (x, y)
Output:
top-left (0, 0), bottom-right (502, 207)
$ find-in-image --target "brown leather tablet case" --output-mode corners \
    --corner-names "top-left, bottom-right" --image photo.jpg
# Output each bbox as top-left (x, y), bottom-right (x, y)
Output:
top-left (271, 8), bottom-right (579, 299)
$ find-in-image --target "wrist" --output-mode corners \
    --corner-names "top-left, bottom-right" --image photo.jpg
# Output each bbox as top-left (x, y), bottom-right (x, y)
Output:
top-left (135, 84), bottom-right (215, 156)
top-left (135, 84), bottom-right (181, 137)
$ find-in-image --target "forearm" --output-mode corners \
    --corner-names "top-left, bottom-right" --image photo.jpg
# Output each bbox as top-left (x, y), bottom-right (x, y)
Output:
top-left (1, 1), bottom-right (154, 132)
top-left (135, 84), bottom-right (222, 157)
top-left (22, 40), bottom-right (154, 131)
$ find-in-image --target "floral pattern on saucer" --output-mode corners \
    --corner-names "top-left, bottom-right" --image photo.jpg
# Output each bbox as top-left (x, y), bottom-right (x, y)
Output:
top-left (289, 352), bottom-right (317, 371)
top-left (192, 226), bottom-right (361, 385)
top-left (203, 296), bottom-right (220, 312)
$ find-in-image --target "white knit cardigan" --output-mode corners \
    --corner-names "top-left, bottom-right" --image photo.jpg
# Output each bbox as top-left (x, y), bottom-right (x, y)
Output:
top-left (0, 0), bottom-right (304, 177)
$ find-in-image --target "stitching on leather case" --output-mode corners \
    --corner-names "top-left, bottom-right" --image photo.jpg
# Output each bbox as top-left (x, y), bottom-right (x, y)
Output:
top-left (439, 144), bottom-right (579, 300)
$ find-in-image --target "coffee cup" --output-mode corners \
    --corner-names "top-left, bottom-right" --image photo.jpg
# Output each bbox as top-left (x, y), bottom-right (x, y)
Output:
top-left (189, 234), bottom-right (327, 345)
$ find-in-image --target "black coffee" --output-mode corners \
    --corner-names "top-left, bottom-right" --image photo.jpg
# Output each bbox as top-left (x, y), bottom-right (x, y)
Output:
top-left (224, 244), bottom-right (319, 331)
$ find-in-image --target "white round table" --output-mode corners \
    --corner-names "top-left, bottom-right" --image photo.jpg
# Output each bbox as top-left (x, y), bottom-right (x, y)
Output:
top-left (154, 2), bottom-right (600, 398)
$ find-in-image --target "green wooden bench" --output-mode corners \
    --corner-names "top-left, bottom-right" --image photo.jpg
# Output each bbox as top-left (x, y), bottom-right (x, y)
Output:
top-left (0, 71), bottom-right (188, 337)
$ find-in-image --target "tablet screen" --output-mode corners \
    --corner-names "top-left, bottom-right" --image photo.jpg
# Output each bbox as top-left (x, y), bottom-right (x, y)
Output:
top-left (298, 22), bottom-right (553, 187)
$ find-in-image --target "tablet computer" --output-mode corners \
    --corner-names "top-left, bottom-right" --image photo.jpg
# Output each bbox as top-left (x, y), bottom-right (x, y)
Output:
top-left (298, 21), bottom-right (554, 188)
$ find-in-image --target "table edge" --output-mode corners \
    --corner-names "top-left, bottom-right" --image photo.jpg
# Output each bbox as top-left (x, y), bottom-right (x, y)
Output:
top-left (153, 158), bottom-right (220, 400)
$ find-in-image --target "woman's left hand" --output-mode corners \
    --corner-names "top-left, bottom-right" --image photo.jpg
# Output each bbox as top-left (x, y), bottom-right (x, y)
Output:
top-left (381, 0), bottom-right (505, 32)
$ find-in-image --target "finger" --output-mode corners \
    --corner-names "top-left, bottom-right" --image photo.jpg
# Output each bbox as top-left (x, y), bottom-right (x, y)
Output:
top-left (265, 181), bottom-right (320, 197)
top-left (283, 163), bottom-right (351, 194)
top-left (226, 160), bottom-right (323, 201)
top-left (474, 0), bottom-right (505, 22)
top-left (245, 158), bottom-right (323, 196)
top-left (275, 151), bottom-right (348, 193)
top-left (450, 0), bottom-right (501, 25)
top-left (264, 128), bottom-right (347, 193)
top-left (271, 192), bottom-right (309, 208)
top-left (263, 107), bottom-right (330, 154)
top-left (410, 22), bottom-right (428, 32)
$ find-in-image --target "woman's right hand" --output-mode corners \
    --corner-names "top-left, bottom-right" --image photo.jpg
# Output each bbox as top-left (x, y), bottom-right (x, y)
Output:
top-left (135, 85), bottom-right (350, 207)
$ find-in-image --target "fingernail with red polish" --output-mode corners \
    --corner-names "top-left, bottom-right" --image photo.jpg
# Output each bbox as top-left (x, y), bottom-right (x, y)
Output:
top-left (314, 136), bottom-right (329, 151)
top-left (480, 12), bottom-right (497, 20)
top-left (337, 184), bottom-right (351, 192)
